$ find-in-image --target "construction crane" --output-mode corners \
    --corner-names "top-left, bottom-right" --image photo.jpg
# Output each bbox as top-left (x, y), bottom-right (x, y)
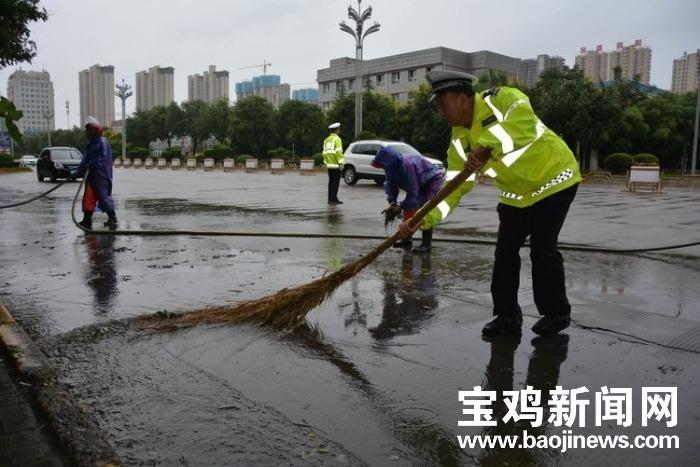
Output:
top-left (239, 60), bottom-right (272, 75)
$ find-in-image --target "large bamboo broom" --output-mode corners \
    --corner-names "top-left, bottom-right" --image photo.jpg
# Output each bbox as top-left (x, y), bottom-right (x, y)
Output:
top-left (139, 164), bottom-right (477, 331)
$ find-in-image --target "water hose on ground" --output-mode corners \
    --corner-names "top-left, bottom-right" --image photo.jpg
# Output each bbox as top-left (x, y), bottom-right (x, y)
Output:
top-left (67, 171), bottom-right (700, 255)
top-left (1, 171), bottom-right (697, 255)
top-left (0, 181), bottom-right (66, 209)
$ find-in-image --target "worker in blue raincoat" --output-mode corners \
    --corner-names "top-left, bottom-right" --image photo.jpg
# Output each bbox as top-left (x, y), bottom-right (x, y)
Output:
top-left (372, 145), bottom-right (445, 253)
top-left (72, 116), bottom-right (117, 229)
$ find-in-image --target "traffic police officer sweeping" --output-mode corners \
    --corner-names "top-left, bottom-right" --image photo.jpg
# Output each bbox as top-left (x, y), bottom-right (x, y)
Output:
top-left (399, 70), bottom-right (581, 338)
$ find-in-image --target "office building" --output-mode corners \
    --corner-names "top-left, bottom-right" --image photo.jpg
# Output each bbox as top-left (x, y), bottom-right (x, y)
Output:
top-left (79, 64), bottom-right (115, 127)
top-left (5, 69), bottom-right (55, 134)
top-left (316, 46), bottom-right (521, 110)
top-left (518, 54), bottom-right (565, 87)
top-left (671, 49), bottom-right (700, 94)
top-left (292, 88), bottom-right (320, 105)
top-left (135, 66), bottom-right (175, 111)
top-left (575, 40), bottom-right (652, 84)
top-left (235, 75), bottom-right (291, 108)
top-left (187, 65), bottom-right (229, 103)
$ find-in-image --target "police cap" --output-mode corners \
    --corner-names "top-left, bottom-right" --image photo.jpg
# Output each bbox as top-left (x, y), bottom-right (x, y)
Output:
top-left (425, 70), bottom-right (478, 102)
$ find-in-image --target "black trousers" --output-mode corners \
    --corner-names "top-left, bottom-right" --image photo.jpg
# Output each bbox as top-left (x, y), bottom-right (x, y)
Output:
top-left (327, 168), bottom-right (341, 202)
top-left (491, 184), bottom-right (578, 319)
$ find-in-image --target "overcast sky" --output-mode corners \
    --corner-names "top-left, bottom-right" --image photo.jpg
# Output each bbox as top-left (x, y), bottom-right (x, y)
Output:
top-left (1, 0), bottom-right (698, 129)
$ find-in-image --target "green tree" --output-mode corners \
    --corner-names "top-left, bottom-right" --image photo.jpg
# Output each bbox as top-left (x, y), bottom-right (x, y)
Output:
top-left (476, 69), bottom-right (509, 92)
top-left (164, 102), bottom-right (185, 145)
top-left (0, 0), bottom-right (48, 140)
top-left (206, 99), bottom-right (232, 144)
top-left (325, 94), bottom-right (355, 134)
top-left (361, 92), bottom-right (398, 140)
top-left (397, 84), bottom-right (450, 161)
top-left (326, 91), bottom-right (398, 141)
top-left (274, 100), bottom-right (324, 157)
top-left (147, 106), bottom-right (169, 145)
top-left (51, 127), bottom-right (87, 150)
top-left (636, 91), bottom-right (696, 170)
top-left (530, 66), bottom-right (619, 169)
top-left (229, 96), bottom-right (275, 157)
top-left (181, 100), bottom-right (211, 155)
top-left (11, 131), bottom-right (44, 154)
top-left (125, 110), bottom-right (152, 149)
top-left (0, 0), bottom-right (48, 67)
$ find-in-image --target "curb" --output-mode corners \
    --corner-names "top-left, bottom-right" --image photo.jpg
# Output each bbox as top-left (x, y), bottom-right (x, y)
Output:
top-left (0, 302), bottom-right (121, 467)
top-left (0, 303), bottom-right (55, 382)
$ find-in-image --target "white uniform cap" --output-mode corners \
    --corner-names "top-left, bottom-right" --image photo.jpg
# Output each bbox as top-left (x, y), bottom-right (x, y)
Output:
top-left (328, 122), bottom-right (341, 129)
top-left (84, 116), bottom-right (102, 128)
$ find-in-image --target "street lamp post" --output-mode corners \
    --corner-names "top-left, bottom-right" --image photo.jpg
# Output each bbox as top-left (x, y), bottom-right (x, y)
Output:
top-left (42, 110), bottom-right (54, 146)
top-left (65, 100), bottom-right (70, 129)
top-left (691, 82), bottom-right (699, 175)
top-left (115, 79), bottom-right (132, 161)
top-left (339, 0), bottom-right (380, 138)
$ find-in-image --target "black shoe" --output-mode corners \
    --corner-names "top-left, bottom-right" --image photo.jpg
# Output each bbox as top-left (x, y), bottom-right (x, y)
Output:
top-left (78, 219), bottom-right (92, 230)
top-left (413, 228), bottom-right (432, 253)
top-left (104, 218), bottom-right (118, 228)
top-left (482, 315), bottom-right (523, 338)
top-left (393, 238), bottom-right (412, 249)
top-left (412, 242), bottom-right (431, 253)
top-left (532, 315), bottom-right (570, 336)
top-left (328, 200), bottom-right (343, 205)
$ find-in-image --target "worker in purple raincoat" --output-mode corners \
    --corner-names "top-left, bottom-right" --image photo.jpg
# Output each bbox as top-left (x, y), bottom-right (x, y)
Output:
top-left (372, 145), bottom-right (445, 253)
top-left (72, 116), bottom-right (117, 230)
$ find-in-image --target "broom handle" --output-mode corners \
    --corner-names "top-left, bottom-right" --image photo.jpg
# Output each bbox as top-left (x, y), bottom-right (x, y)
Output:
top-left (386, 164), bottom-right (477, 244)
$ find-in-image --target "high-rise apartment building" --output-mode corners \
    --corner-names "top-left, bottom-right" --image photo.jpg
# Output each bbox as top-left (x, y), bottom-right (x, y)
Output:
top-left (292, 88), bottom-right (320, 105)
top-left (5, 70), bottom-right (55, 134)
top-left (79, 64), bottom-right (115, 127)
top-left (671, 49), bottom-right (700, 94)
top-left (575, 40), bottom-right (652, 84)
top-left (235, 75), bottom-right (291, 108)
top-left (518, 54), bottom-right (565, 87)
top-left (316, 47), bottom-right (521, 110)
top-left (187, 65), bottom-right (229, 103)
top-left (135, 66), bottom-right (175, 111)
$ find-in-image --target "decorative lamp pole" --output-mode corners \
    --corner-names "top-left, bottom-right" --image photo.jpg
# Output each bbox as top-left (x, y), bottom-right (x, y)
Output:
top-left (692, 81), bottom-right (699, 175)
top-left (114, 79), bottom-right (132, 161)
top-left (339, 0), bottom-right (380, 137)
top-left (42, 110), bottom-right (54, 146)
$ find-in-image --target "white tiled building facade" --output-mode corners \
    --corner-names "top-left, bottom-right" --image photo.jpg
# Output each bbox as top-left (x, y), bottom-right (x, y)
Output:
top-left (79, 64), bottom-right (115, 127)
top-left (518, 54), bottom-right (566, 87)
top-left (671, 49), bottom-right (699, 94)
top-left (6, 70), bottom-right (55, 135)
top-left (135, 66), bottom-right (175, 111)
top-left (575, 40), bottom-right (652, 84)
top-left (187, 65), bottom-right (229, 103)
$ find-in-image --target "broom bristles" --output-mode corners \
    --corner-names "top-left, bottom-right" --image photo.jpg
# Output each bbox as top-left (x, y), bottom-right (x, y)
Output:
top-left (138, 234), bottom-right (393, 330)
top-left (138, 165), bottom-right (476, 331)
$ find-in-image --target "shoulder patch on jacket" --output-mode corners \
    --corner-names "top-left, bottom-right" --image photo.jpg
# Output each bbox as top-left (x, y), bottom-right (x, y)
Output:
top-left (483, 87), bottom-right (501, 97)
top-left (481, 114), bottom-right (498, 127)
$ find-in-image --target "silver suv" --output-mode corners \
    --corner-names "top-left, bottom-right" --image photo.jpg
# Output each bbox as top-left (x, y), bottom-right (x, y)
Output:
top-left (342, 140), bottom-right (444, 185)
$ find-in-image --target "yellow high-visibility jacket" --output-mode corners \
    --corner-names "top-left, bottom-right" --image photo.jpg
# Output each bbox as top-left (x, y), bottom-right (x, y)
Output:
top-left (423, 86), bottom-right (581, 230)
top-left (322, 133), bottom-right (344, 168)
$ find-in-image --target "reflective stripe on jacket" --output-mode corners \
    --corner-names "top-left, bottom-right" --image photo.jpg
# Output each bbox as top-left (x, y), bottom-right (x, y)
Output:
top-left (423, 86), bottom-right (581, 230)
top-left (322, 133), bottom-right (344, 168)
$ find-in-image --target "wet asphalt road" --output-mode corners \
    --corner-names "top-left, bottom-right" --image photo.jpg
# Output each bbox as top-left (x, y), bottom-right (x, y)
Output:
top-left (1, 168), bottom-right (700, 466)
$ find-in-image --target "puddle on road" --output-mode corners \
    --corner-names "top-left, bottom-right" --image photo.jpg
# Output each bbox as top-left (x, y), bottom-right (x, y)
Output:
top-left (40, 247), bottom-right (700, 465)
top-left (3, 176), bottom-right (700, 464)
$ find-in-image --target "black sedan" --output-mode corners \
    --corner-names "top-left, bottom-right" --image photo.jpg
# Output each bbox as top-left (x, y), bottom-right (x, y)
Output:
top-left (36, 146), bottom-right (83, 182)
